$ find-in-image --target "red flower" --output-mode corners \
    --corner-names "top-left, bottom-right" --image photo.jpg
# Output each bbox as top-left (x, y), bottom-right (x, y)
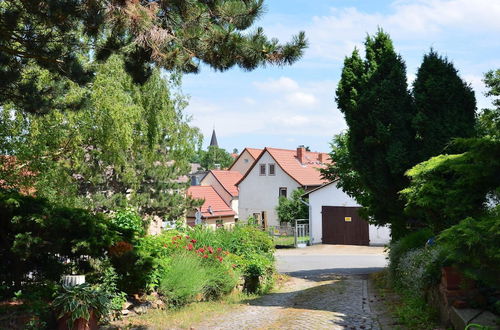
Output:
top-left (217, 257), bottom-right (223, 262)
top-left (163, 244), bottom-right (168, 248)
top-left (197, 248), bottom-right (205, 253)
top-left (207, 246), bottom-right (214, 254)
top-left (190, 239), bottom-right (197, 244)
top-left (217, 247), bottom-right (222, 253)
top-left (203, 255), bottom-right (209, 258)
top-left (185, 235), bottom-right (190, 239)
top-left (186, 243), bottom-right (193, 251)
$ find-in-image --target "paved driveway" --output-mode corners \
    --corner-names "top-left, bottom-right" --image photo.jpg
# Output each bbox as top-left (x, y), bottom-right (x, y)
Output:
top-left (195, 245), bottom-right (390, 329)
top-left (276, 244), bottom-right (388, 276)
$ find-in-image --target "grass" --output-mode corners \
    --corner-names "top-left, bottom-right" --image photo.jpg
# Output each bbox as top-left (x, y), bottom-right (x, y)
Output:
top-left (273, 236), bottom-right (309, 247)
top-left (371, 270), bottom-right (442, 330)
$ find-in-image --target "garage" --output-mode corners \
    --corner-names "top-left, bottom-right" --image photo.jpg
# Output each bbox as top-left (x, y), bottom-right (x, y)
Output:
top-left (305, 181), bottom-right (390, 246)
top-left (321, 206), bottom-right (369, 245)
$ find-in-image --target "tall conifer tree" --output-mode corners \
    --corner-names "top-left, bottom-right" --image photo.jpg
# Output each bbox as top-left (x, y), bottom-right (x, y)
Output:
top-left (412, 51), bottom-right (476, 160)
top-left (329, 30), bottom-right (416, 238)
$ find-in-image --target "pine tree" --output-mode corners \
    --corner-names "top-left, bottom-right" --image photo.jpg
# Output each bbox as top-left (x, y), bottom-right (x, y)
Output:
top-left (0, 0), bottom-right (307, 113)
top-left (412, 50), bottom-right (476, 160)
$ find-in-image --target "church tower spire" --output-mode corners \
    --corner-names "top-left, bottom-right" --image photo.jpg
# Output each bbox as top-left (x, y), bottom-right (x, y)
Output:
top-left (209, 128), bottom-right (218, 147)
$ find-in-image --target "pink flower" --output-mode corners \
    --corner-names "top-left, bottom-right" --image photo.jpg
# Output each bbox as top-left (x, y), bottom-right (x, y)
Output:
top-left (203, 255), bottom-right (209, 258)
top-left (217, 247), bottom-right (222, 253)
top-left (207, 246), bottom-right (214, 254)
top-left (186, 243), bottom-right (193, 251)
top-left (197, 248), bottom-right (205, 253)
top-left (217, 257), bottom-right (223, 262)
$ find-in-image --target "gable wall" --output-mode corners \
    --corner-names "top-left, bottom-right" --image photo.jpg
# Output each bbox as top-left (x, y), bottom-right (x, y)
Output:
top-left (200, 172), bottom-right (232, 207)
top-left (230, 150), bottom-right (255, 175)
top-left (238, 151), bottom-right (300, 226)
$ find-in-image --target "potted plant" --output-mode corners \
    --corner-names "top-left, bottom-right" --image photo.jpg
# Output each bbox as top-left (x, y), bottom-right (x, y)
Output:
top-left (52, 283), bottom-right (110, 330)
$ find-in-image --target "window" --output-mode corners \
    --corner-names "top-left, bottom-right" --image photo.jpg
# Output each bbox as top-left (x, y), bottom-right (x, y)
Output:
top-left (216, 219), bottom-right (224, 228)
top-left (268, 163), bottom-right (275, 176)
top-left (279, 187), bottom-right (287, 198)
top-left (259, 164), bottom-right (266, 175)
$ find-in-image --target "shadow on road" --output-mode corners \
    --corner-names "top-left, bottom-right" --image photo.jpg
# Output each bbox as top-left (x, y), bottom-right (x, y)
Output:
top-left (283, 267), bottom-right (385, 281)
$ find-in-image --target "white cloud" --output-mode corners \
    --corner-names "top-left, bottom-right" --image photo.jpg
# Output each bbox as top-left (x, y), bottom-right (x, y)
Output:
top-left (253, 76), bottom-right (299, 92)
top-left (274, 0), bottom-right (500, 62)
top-left (286, 92), bottom-right (317, 107)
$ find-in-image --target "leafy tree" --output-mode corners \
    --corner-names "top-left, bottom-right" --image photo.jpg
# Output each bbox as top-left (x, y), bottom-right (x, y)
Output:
top-left (276, 188), bottom-right (308, 223)
top-left (477, 69), bottom-right (500, 140)
top-left (0, 56), bottom-right (201, 221)
top-left (328, 30), bottom-right (416, 238)
top-left (200, 145), bottom-right (234, 170)
top-left (412, 50), bottom-right (476, 160)
top-left (0, 0), bottom-right (307, 113)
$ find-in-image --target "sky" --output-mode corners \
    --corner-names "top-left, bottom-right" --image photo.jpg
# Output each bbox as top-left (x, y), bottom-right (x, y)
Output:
top-left (181, 0), bottom-right (500, 153)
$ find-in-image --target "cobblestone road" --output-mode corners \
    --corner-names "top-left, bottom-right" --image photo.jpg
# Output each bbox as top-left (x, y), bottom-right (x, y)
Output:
top-left (194, 273), bottom-right (382, 330)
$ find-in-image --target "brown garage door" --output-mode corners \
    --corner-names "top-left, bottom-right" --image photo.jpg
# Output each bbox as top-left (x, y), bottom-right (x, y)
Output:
top-left (322, 206), bottom-right (369, 245)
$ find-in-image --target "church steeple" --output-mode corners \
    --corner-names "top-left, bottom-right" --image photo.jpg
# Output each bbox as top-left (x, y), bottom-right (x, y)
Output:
top-left (209, 128), bottom-right (218, 147)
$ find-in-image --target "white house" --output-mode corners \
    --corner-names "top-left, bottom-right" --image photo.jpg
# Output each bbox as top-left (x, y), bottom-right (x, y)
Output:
top-left (237, 146), bottom-right (330, 227)
top-left (200, 170), bottom-right (242, 219)
top-left (228, 148), bottom-right (262, 175)
top-left (305, 181), bottom-right (391, 246)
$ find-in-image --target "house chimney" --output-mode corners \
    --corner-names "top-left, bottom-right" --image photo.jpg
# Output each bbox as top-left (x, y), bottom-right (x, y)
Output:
top-left (318, 153), bottom-right (325, 163)
top-left (297, 145), bottom-right (306, 164)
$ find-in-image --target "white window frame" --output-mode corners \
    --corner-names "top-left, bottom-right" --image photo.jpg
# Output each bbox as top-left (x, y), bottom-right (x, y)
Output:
top-left (259, 163), bottom-right (266, 176)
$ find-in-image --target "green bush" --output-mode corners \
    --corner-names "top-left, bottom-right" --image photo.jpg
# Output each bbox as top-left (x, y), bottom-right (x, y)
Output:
top-left (396, 246), bottom-right (445, 294)
top-left (0, 189), bottom-right (119, 297)
top-left (52, 283), bottom-right (111, 328)
top-left (203, 258), bottom-right (240, 300)
top-left (438, 207), bottom-right (500, 289)
top-left (187, 225), bottom-right (275, 279)
top-left (110, 230), bottom-right (180, 293)
top-left (110, 208), bottom-right (145, 241)
top-left (388, 228), bottom-right (434, 285)
top-left (158, 252), bottom-right (208, 306)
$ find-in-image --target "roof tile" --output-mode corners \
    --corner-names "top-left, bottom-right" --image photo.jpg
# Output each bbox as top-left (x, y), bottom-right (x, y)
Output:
top-left (210, 170), bottom-right (242, 197)
top-left (187, 186), bottom-right (235, 218)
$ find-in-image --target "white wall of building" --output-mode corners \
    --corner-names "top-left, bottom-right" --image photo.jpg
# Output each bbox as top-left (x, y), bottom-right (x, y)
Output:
top-left (230, 149), bottom-right (255, 175)
top-left (238, 152), bottom-right (300, 226)
top-left (308, 182), bottom-right (391, 245)
top-left (231, 198), bottom-right (239, 219)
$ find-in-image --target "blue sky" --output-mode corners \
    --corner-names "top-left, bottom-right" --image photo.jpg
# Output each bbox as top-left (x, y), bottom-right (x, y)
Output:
top-left (182, 0), bottom-right (500, 153)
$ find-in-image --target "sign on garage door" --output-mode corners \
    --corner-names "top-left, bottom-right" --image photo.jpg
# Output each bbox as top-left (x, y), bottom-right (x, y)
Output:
top-left (322, 206), bottom-right (369, 245)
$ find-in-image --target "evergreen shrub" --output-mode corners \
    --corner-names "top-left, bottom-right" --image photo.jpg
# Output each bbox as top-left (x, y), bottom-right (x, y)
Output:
top-left (388, 228), bottom-right (434, 286)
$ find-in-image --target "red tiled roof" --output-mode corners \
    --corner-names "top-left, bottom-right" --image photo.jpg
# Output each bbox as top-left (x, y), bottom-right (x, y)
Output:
top-left (187, 186), bottom-right (235, 218)
top-left (209, 170), bottom-right (242, 197)
top-left (246, 148), bottom-right (263, 159)
top-left (236, 147), bottom-right (331, 187)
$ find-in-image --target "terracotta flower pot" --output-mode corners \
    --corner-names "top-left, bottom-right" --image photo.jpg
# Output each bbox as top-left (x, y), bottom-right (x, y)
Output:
top-left (57, 310), bottom-right (98, 330)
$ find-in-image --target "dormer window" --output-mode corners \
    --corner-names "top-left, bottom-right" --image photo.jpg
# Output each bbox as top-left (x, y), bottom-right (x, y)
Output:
top-left (259, 164), bottom-right (266, 176)
top-left (269, 163), bottom-right (276, 176)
